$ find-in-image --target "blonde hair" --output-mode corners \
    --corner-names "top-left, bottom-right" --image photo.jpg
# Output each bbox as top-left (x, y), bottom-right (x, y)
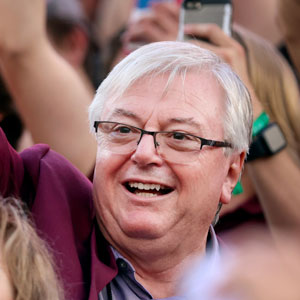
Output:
top-left (234, 25), bottom-right (300, 163)
top-left (0, 196), bottom-right (64, 300)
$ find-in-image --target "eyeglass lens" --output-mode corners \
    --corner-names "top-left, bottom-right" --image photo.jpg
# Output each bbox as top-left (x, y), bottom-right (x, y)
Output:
top-left (96, 122), bottom-right (202, 164)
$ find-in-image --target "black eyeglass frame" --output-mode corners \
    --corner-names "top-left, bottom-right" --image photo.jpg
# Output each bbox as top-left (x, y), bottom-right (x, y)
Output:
top-left (94, 121), bottom-right (232, 151)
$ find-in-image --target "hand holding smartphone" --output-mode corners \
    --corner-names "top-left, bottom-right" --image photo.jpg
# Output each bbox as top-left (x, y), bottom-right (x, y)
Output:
top-left (177, 0), bottom-right (232, 41)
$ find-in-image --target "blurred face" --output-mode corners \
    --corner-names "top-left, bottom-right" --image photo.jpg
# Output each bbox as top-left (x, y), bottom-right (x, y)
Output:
top-left (93, 71), bottom-right (241, 252)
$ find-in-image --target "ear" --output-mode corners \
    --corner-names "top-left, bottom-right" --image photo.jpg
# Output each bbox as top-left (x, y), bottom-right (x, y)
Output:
top-left (220, 151), bottom-right (246, 204)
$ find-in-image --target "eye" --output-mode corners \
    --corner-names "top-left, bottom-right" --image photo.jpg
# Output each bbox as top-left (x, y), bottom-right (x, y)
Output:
top-left (115, 126), bottom-right (132, 134)
top-left (171, 132), bottom-right (192, 141)
top-left (172, 132), bottom-right (186, 141)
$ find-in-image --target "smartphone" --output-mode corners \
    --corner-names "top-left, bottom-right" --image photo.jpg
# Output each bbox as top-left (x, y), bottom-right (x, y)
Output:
top-left (177, 0), bottom-right (232, 41)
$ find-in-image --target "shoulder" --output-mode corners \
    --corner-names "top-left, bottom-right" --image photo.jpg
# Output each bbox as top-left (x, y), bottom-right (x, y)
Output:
top-left (20, 143), bottom-right (93, 202)
top-left (21, 144), bottom-right (95, 248)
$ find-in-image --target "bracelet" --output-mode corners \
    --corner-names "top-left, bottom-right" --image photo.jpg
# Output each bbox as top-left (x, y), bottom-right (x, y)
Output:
top-left (252, 111), bottom-right (270, 137)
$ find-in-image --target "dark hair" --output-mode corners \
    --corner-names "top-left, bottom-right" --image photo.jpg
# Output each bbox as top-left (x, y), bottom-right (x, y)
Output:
top-left (0, 76), bottom-right (24, 149)
top-left (0, 75), bottom-right (13, 113)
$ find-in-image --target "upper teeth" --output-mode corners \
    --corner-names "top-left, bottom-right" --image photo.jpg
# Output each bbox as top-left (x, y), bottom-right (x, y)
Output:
top-left (129, 182), bottom-right (164, 191)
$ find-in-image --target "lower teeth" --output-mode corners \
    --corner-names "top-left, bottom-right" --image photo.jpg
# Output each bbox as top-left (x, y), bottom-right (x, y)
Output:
top-left (135, 192), bottom-right (156, 198)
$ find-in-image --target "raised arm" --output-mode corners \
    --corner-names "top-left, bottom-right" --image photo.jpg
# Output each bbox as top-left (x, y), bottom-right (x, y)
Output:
top-left (0, 0), bottom-right (96, 176)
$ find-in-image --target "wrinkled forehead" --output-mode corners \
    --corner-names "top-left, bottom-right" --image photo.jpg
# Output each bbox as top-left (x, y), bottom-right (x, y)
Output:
top-left (100, 72), bottom-right (226, 136)
top-left (101, 70), bottom-right (224, 116)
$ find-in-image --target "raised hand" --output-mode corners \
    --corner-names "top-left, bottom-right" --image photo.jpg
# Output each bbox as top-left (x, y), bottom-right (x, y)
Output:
top-left (0, 0), bottom-right (46, 56)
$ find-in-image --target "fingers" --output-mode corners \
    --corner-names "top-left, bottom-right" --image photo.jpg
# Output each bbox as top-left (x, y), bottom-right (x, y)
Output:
top-left (151, 2), bottom-right (180, 37)
top-left (184, 23), bottom-right (235, 47)
top-left (124, 16), bottom-right (168, 44)
top-left (184, 23), bottom-right (245, 62)
top-left (152, 2), bottom-right (181, 24)
top-left (183, 23), bottom-right (265, 116)
top-left (184, 23), bottom-right (248, 79)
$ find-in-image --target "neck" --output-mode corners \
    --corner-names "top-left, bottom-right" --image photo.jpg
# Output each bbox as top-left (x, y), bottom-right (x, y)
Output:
top-left (134, 247), bottom-right (206, 298)
top-left (110, 232), bottom-right (208, 298)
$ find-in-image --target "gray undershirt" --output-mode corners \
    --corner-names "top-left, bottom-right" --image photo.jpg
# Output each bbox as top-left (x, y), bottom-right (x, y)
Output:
top-left (99, 225), bottom-right (219, 300)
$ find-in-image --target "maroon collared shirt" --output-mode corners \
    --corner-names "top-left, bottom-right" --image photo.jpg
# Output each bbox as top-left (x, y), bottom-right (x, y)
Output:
top-left (0, 128), bottom-right (117, 300)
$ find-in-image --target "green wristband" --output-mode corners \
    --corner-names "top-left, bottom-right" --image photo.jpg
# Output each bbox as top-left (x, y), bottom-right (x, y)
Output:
top-left (252, 111), bottom-right (270, 137)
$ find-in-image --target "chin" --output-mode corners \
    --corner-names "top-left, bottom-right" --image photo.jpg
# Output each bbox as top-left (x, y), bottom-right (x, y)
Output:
top-left (120, 217), bottom-right (166, 240)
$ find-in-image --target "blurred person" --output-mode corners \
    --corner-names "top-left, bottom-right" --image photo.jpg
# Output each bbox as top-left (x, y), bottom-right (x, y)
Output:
top-left (90, 0), bottom-right (135, 76)
top-left (231, 0), bottom-right (282, 46)
top-left (180, 229), bottom-right (300, 300)
top-left (98, 1), bottom-right (182, 72)
top-left (0, 195), bottom-right (64, 300)
top-left (183, 23), bottom-right (300, 243)
top-left (122, 1), bottom-right (181, 50)
top-left (1, 40), bottom-right (252, 299)
top-left (47, 0), bottom-right (104, 89)
top-left (277, 0), bottom-right (300, 77)
top-left (121, 0), bottom-right (299, 81)
top-left (74, 0), bottom-right (136, 76)
top-left (91, 0), bottom-right (134, 49)
top-left (230, 0), bottom-right (299, 82)
top-left (0, 0), bottom-right (97, 176)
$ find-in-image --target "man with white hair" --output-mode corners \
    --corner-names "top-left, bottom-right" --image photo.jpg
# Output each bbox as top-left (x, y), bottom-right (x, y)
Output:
top-left (1, 39), bottom-right (252, 300)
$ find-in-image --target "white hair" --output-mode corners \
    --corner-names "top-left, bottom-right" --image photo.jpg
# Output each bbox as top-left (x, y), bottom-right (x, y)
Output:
top-left (89, 41), bottom-right (252, 153)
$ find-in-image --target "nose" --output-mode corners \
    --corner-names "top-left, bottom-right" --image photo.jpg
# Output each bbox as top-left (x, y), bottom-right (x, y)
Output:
top-left (131, 133), bottom-right (164, 167)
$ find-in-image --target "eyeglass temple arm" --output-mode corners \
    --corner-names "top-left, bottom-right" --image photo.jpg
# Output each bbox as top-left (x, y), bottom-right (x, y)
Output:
top-left (200, 138), bottom-right (232, 149)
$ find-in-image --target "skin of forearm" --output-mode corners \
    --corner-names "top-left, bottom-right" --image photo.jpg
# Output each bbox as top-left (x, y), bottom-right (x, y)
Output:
top-left (0, 39), bottom-right (97, 176)
top-left (247, 150), bottom-right (300, 235)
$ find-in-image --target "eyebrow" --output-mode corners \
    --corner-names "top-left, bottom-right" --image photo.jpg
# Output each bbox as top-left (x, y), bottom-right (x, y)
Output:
top-left (109, 108), bottom-right (142, 122)
top-left (168, 117), bottom-right (203, 130)
top-left (108, 110), bottom-right (203, 131)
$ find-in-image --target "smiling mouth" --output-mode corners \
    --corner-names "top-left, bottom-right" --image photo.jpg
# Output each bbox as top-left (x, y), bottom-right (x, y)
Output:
top-left (125, 182), bottom-right (173, 198)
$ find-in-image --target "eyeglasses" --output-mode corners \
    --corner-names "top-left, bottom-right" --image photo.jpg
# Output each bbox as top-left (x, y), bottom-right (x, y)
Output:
top-left (94, 121), bottom-right (232, 164)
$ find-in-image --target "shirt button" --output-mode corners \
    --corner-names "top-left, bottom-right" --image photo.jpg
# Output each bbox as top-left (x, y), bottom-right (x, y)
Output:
top-left (118, 260), bottom-right (127, 270)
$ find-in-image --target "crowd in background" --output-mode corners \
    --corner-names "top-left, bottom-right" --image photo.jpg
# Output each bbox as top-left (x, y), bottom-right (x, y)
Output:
top-left (0, 0), bottom-right (300, 299)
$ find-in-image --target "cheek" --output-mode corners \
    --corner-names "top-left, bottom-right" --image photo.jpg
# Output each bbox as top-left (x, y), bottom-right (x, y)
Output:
top-left (94, 148), bottom-right (123, 176)
top-left (93, 150), bottom-right (120, 207)
top-left (93, 149), bottom-right (131, 209)
top-left (94, 150), bottom-right (111, 190)
top-left (178, 154), bottom-right (228, 206)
